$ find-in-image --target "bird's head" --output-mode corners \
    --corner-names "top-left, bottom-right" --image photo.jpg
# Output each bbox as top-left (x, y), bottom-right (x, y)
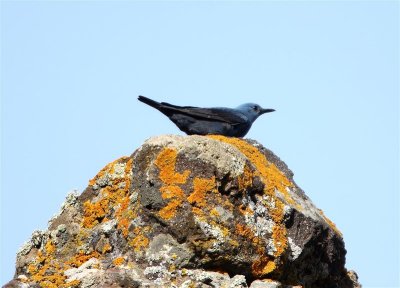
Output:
top-left (237, 103), bottom-right (275, 122)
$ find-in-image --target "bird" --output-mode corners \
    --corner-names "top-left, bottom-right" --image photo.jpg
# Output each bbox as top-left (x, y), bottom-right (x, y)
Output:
top-left (137, 95), bottom-right (275, 137)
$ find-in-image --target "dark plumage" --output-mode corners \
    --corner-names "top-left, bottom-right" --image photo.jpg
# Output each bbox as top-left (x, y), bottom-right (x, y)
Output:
top-left (138, 95), bottom-right (275, 137)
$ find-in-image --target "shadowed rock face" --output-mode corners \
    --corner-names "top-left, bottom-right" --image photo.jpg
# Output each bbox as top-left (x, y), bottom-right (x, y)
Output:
top-left (4, 135), bottom-right (360, 288)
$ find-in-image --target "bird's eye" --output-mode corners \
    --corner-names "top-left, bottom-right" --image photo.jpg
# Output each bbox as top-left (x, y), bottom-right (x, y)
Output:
top-left (253, 105), bottom-right (259, 111)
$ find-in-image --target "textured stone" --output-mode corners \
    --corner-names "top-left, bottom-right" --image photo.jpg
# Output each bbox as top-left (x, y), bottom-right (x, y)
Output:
top-left (3, 135), bottom-right (361, 288)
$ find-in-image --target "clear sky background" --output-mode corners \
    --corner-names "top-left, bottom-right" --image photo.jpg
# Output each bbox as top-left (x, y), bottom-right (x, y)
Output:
top-left (1, 1), bottom-right (398, 287)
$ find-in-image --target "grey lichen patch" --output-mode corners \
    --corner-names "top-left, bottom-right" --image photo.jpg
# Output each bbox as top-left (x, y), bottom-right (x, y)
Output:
top-left (213, 205), bottom-right (234, 222)
top-left (99, 219), bottom-right (117, 235)
top-left (180, 269), bottom-right (248, 288)
top-left (48, 190), bottom-right (80, 227)
top-left (143, 265), bottom-right (170, 280)
top-left (288, 237), bottom-right (302, 261)
top-left (249, 279), bottom-right (282, 288)
top-left (17, 230), bottom-right (46, 256)
top-left (143, 135), bottom-right (247, 177)
top-left (111, 163), bottom-right (127, 179)
top-left (64, 258), bottom-right (101, 281)
top-left (146, 233), bottom-right (193, 268)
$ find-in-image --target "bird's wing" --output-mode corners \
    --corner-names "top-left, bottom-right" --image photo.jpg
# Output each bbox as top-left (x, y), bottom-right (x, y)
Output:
top-left (160, 102), bottom-right (247, 125)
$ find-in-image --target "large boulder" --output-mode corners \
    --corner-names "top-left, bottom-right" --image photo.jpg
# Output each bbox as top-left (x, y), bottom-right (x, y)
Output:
top-left (4, 135), bottom-right (360, 288)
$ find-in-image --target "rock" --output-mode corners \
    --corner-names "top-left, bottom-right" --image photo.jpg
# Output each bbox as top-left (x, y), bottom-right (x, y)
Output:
top-left (3, 135), bottom-right (361, 288)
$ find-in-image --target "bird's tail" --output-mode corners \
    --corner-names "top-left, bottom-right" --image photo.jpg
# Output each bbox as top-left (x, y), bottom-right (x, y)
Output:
top-left (138, 95), bottom-right (163, 109)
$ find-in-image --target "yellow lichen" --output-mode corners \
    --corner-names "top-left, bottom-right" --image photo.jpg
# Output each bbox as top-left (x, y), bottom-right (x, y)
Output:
top-left (229, 239), bottom-right (240, 247)
top-left (239, 203), bottom-right (254, 216)
top-left (112, 257), bottom-right (125, 266)
top-left (88, 157), bottom-right (130, 187)
top-left (45, 241), bottom-right (56, 254)
top-left (82, 198), bottom-right (109, 228)
top-left (191, 206), bottom-right (206, 219)
top-left (208, 135), bottom-right (295, 276)
top-left (83, 157), bottom-right (143, 243)
top-left (252, 256), bottom-right (276, 277)
top-left (129, 227), bottom-right (150, 252)
top-left (187, 177), bottom-right (216, 208)
top-left (26, 155), bottom-right (147, 287)
top-left (64, 280), bottom-right (81, 287)
top-left (208, 135), bottom-right (295, 204)
top-left (65, 251), bottom-right (101, 268)
top-left (160, 185), bottom-right (186, 199)
top-left (150, 137), bottom-right (291, 277)
top-left (26, 241), bottom-right (67, 287)
top-left (117, 218), bottom-right (130, 237)
top-left (238, 164), bottom-right (254, 191)
top-left (26, 240), bottom-right (98, 287)
top-left (155, 148), bottom-right (190, 185)
top-left (168, 264), bottom-right (177, 272)
top-left (159, 199), bottom-right (183, 220)
top-left (83, 157), bottom-right (135, 232)
top-left (236, 223), bottom-right (253, 238)
top-left (102, 242), bottom-right (112, 254)
top-left (210, 208), bottom-right (220, 217)
top-left (154, 148), bottom-right (191, 220)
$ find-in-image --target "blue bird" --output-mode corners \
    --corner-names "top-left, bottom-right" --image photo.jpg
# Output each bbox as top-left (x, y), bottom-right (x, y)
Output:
top-left (138, 95), bottom-right (275, 137)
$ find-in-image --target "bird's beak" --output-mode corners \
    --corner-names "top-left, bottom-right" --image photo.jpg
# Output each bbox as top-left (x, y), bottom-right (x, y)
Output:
top-left (261, 108), bottom-right (275, 114)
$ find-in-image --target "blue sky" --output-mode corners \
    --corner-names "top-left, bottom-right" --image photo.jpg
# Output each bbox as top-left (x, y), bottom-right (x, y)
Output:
top-left (1, 1), bottom-right (398, 287)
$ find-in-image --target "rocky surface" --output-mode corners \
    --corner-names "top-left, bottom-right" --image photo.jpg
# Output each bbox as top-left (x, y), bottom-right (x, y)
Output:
top-left (4, 135), bottom-right (360, 288)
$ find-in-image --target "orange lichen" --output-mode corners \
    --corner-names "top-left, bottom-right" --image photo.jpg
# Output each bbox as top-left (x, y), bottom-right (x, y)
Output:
top-left (63, 280), bottom-right (81, 287)
top-left (158, 186), bottom-right (186, 219)
top-left (252, 256), bottom-right (276, 277)
top-left (154, 147), bottom-right (225, 232)
top-left (272, 223), bottom-right (287, 256)
top-left (148, 137), bottom-right (289, 275)
top-left (86, 156), bottom-right (152, 256)
top-left (129, 227), bottom-right (150, 252)
top-left (159, 199), bottom-right (183, 220)
top-left (117, 218), bottom-right (130, 237)
top-left (191, 206), bottom-right (207, 219)
top-left (154, 148), bottom-right (192, 220)
top-left (155, 148), bottom-right (190, 185)
top-left (112, 257), bottom-right (125, 266)
top-left (45, 241), bottom-right (56, 254)
top-left (83, 157), bottom-right (142, 242)
top-left (208, 135), bottom-right (295, 276)
top-left (210, 208), bottom-right (220, 217)
top-left (236, 223), bottom-right (253, 238)
top-left (160, 185), bottom-right (186, 200)
top-left (88, 157), bottom-right (130, 187)
top-left (26, 240), bottom-right (102, 287)
top-left (65, 251), bottom-right (101, 268)
top-left (83, 157), bottom-right (135, 231)
top-left (188, 177), bottom-right (216, 208)
top-left (221, 226), bottom-right (230, 237)
top-left (26, 240), bottom-right (69, 288)
top-left (208, 136), bottom-right (295, 204)
top-left (239, 203), bottom-right (254, 216)
top-left (27, 156), bottom-right (140, 287)
top-left (236, 223), bottom-right (263, 247)
top-left (238, 164), bottom-right (254, 191)
top-left (82, 198), bottom-right (109, 228)
top-left (102, 242), bottom-right (112, 254)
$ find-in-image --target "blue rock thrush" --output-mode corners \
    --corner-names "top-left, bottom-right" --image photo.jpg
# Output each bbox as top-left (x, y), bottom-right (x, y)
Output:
top-left (138, 95), bottom-right (275, 137)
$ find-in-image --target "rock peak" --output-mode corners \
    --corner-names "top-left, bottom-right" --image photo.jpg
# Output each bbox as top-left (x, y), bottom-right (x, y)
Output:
top-left (4, 135), bottom-right (360, 288)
